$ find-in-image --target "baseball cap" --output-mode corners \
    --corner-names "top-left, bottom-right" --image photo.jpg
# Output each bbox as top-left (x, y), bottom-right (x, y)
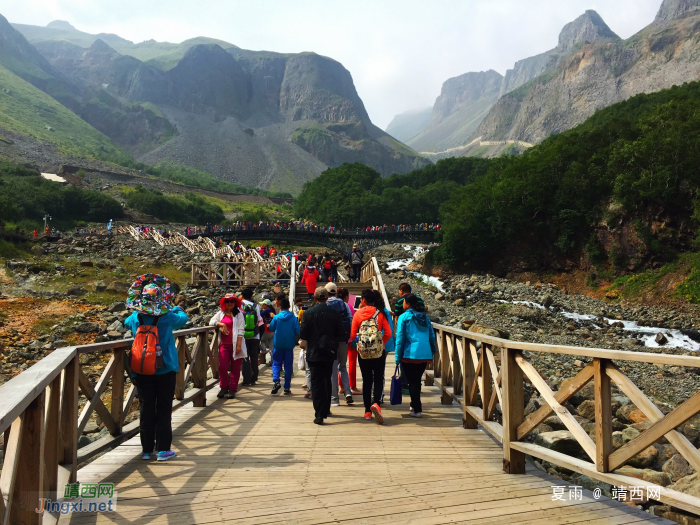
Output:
top-left (261, 299), bottom-right (272, 306)
top-left (314, 286), bottom-right (328, 300)
top-left (325, 282), bottom-right (337, 294)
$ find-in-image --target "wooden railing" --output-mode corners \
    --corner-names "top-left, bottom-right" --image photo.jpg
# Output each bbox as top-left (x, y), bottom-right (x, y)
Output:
top-left (360, 257), bottom-right (390, 310)
top-left (190, 258), bottom-right (289, 286)
top-left (0, 325), bottom-right (221, 524)
top-left (426, 323), bottom-right (700, 515)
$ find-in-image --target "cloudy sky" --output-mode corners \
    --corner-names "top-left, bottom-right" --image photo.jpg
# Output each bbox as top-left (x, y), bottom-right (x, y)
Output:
top-left (6, 0), bottom-right (663, 129)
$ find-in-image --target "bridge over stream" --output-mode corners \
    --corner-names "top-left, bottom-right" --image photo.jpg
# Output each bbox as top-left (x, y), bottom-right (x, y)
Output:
top-left (0, 258), bottom-right (694, 524)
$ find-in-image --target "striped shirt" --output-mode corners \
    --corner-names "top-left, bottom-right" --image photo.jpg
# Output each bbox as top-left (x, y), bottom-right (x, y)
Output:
top-left (394, 294), bottom-right (425, 317)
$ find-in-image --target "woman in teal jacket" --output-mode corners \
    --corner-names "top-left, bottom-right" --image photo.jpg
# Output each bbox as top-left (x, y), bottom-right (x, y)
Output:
top-left (394, 294), bottom-right (436, 418)
top-left (124, 274), bottom-right (188, 461)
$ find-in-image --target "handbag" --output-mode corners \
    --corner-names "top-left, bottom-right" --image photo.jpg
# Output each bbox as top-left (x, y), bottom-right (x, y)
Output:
top-left (390, 364), bottom-right (402, 405)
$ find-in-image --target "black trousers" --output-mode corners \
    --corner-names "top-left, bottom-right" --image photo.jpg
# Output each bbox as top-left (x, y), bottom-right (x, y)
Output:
top-left (133, 371), bottom-right (176, 454)
top-left (351, 263), bottom-right (362, 282)
top-left (402, 361), bottom-right (427, 413)
top-left (358, 352), bottom-right (387, 411)
top-left (308, 360), bottom-right (333, 419)
top-left (242, 338), bottom-right (260, 384)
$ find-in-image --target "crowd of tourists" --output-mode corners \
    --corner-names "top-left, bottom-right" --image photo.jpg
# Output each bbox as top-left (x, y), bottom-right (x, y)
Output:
top-left (185, 221), bottom-right (441, 236)
top-left (123, 272), bottom-right (436, 461)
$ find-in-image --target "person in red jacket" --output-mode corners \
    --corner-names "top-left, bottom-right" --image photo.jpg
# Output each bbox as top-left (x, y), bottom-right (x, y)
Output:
top-left (301, 264), bottom-right (320, 302)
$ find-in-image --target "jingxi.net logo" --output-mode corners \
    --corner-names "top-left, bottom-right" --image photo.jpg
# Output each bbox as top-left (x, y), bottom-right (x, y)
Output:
top-left (36, 483), bottom-right (118, 515)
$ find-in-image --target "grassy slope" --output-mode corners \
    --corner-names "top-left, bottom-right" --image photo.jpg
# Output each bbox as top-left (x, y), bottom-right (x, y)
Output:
top-left (0, 64), bottom-right (130, 161)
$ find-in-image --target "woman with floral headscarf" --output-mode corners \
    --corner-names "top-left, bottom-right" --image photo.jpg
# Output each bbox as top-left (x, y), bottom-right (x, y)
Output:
top-left (209, 293), bottom-right (247, 399)
top-left (124, 274), bottom-right (188, 462)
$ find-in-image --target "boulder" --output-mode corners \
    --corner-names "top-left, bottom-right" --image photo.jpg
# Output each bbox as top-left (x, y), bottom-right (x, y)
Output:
top-left (524, 398), bottom-right (542, 417)
top-left (453, 298), bottom-right (465, 307)
top-left (630, 409), bottom-right (649, 424)
top-left (621, 427), bottom-right (641, 443)
top-left (654, 443), bottom-right (679, 464)
top-left (468, 323), bottom-right (510, 340)
top-left (480, 284), bottom-right (495, 293)
top-left (94, 281), bottom-right (107, 292)
top-left (534, 430), bottom-right (584, 456)
top-left (108, 301), bottom-right (127, 313)
top-left (680, 415), bottom-right (700, 444)
top-left (577, 399), bottom-right (596, 421)
top-left (542, 295), bottom-right (554, 308)
top-left (74, 322), bottom-right (101, 334)
top-left (627, 445), bottom-right (659, 468)
top-left (66, 286), bottom-right (87, 296)
top-left (655, 333), bottom-right (668, 345)
top-left (669, 472), bottom-right (700, 498)
top-left (107, 320), bottom-right (124, 332)
top-left (79, 259), bottom-right (93, 267)
top-left (83, 421), bottom-right (99, 434)
top-left (106, 281), bottom-right (130, 292)
top-left (77, 435), bottom-right (95, 449)
top-left (434, 293), bottom-right (444, 301)
top-left (616, 404), bottom-right (640, 424)
top-left (543, 415), bottom-right (567, 431)
top-left (663, 454), bottom-right (695, 482)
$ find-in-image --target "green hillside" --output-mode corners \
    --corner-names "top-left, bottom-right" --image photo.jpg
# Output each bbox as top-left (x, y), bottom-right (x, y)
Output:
top-left (0, 64), bottom-right (130, 162)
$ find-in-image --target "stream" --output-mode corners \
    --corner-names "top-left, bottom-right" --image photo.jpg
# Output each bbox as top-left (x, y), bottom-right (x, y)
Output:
top-left (387, 246), bottom-right (699, 351)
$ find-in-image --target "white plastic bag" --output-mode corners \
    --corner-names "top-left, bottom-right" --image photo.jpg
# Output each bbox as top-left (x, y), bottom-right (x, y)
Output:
top-left (297, 349), bottom-right (306, 371)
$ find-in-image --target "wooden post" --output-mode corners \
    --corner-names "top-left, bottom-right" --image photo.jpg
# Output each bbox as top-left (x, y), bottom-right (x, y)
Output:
top-left (463, 337), bottom-right (477, 429)
top-left (594, 358), bottom-right (612, 472)
top-left (60, 356), bottom-right (78, 483)
top-left (111, 348), bottom-right (125, 436)
top-left (192, 332), bottom-right (208, 407)
top-left (453, 335), bottom-right (463, 396)
top-left (11, 392), bottom-right (45, 524)
top-left (175, 337), bottom-right (186, 400)
top-left (441, 330), bottom-right (451, 405)
top-left (42, 375), bottom-right (62, 499)
top-left (482, 344), bottom-right (492, 421)
top-left (502, 347), bottom-right (525, 474)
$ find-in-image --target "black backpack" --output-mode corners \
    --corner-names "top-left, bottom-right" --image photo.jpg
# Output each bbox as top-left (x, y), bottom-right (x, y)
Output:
top-left (328, 299), bottom-right (351, 341)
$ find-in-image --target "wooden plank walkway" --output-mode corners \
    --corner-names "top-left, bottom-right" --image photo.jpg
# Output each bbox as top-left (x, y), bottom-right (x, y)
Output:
top-left (68, 354), bottom-right (670, 525)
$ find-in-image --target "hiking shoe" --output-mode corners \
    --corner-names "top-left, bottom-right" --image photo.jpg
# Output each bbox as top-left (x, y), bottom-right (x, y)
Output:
top-left (331, 397), bottom-right (340, 407)
top-left (226, 390), bottom-right (236, 399)
top-left (313, 417), bottom-right (324, 425)
top-left (304, 392), bottom-right (312, 399)
top-left (283, 389), bottom-right (292, 395)
top-left (271, 382), bottom-right (282, 395)
top-left (371, 403), bottom-right (384, 425)
top-left (217, 388), bottom-right (228, 399)
top-left (157, 450), bottom-right (176, 462)
top-left (141, 452), bottom-right (153, 460)
top-left (346, 395), bottom-right (354, 405)
top-left (364, 412), bottom-right (372, 420)
top-left (409, 412), bottom-right (422, 418)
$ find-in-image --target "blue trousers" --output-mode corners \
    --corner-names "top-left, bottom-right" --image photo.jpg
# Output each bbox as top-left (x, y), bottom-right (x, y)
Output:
top-left (272, 347), bottom-right (294, 389)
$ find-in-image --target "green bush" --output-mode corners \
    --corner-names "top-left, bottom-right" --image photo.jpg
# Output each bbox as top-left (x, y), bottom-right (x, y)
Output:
top-left (124, 187), bottom-right (224, 224)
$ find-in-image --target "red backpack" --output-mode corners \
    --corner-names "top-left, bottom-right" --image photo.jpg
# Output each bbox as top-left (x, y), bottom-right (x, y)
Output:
top-left (129, 315), bottom-right (161, 375)
top-left (324, 260), bottom-right (332, 270)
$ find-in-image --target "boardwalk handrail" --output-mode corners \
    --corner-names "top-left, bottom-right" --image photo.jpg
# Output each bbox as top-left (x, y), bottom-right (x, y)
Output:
top-left (0, 325), bottom-right (220, 524)
top-left (426, 323), bottom-right (700, 515)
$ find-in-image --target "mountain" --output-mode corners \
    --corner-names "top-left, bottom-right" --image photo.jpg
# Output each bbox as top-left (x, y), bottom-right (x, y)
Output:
top-left (391, 10), bottom-right (620, 155)
top-left (385, 107), bottom-right (432, 143)
top-left (472, 0), bottom-right (700, 150)
top-left (4, 18), bottom-right (429, 193)
top-left (406, 70), bottom-right (503, 153)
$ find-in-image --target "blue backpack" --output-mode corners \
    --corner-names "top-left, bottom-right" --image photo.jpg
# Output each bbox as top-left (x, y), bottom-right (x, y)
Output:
top-left (328, 299), bottom-right (351, 341)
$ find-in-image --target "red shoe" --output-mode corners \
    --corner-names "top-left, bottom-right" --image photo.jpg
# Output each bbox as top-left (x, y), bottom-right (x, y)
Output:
top-left (371, 403), bottom-right (384, 425)
top-left (364, 412), bottom-right (372, 420)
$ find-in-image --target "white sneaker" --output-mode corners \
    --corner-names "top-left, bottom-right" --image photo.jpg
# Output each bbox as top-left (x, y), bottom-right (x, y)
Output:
top-left (409, 412), bottom-right (422, 418)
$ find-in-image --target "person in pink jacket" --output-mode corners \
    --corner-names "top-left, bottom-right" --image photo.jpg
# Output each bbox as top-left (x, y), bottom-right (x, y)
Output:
top-left (301, 264), bottom-right (319, 302)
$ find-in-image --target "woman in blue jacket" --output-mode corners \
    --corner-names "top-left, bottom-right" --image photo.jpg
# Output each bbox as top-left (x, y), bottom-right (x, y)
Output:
top-left (124, 274), bottom-right (188, 461)
top-left (268, 296), bottom-right (300, 395)
top-left (394, 294), bottom-right (436, 418)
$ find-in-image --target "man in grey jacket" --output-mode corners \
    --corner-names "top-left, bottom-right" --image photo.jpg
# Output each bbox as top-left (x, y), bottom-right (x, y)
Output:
top-left (325, 282), bottom-right (353, 406)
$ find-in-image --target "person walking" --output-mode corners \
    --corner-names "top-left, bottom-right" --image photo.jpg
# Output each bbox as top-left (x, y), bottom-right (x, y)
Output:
top-left (338, 287), bottom-right (361, 396)
top-left (259, 298), bottom-right (275, 365)
top-left (325, 282), bottom-right (353, 406)
top-left (269, 296), bottom-right (300, 395)
top-left (124, 274), bottom-right (188, 461)
top-left (300, 261), bottom-right (320, 302)
top-left (300, 287), bottom-right (345, 425)
top-left (351, 289), bottom-right (392, 425)
top-left (348, 244), bottom-right (364, 282)
top-left (209, 293), bottom-right (246, 400)
top-left (393, 283), bottom-right (426, 395)
top-left (240, 288), bottom-right (263, 386)
top-left (394, 294), bottom-right (437, 418)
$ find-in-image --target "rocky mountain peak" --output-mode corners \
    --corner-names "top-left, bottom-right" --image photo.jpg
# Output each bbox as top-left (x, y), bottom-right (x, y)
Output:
top-left (557, 10), bottom-right (619, 52)
top-left (89, 38), bottom-right (117, 55)
top-left (46, 20), bottom-right (76, 30)
top-left (656, 0), bottom-right (700, 21)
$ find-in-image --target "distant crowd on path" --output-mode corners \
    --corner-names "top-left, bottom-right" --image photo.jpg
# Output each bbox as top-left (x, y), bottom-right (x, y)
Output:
top-left (185, 221), bottom-right (442, 236)
top-left (122, 272), bottom-right (436, 462)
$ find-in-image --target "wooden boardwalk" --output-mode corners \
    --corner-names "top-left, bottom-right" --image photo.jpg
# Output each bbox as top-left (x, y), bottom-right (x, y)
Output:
top-left (68, 356), bottom-right (670, 525)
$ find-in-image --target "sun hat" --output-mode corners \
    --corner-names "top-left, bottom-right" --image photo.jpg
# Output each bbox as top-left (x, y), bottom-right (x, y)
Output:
top-left (325, 282), bottom-right (337, 294)
top-left (126, 274), bottom-right (174, 315)
top-left (353, 243), bottom-right (358, 248)
top-left (314, 286), bottom-right (328, 300)
top-left (219, 292), bottom-right (241, 310)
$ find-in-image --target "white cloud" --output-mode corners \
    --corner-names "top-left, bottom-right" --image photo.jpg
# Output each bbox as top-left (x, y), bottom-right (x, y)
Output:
top-left (5, 0), bottom-right (663, 128)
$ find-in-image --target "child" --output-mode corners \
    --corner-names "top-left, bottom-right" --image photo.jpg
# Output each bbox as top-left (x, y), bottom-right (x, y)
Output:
top-left (124, 274), bottom-right (188, 462)
top-left (209, 293), bottom-right (247, 399)
top-left (259, 298), bottom-right (275, 364)
top-left (268, 296), bottom-right (300, 395)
